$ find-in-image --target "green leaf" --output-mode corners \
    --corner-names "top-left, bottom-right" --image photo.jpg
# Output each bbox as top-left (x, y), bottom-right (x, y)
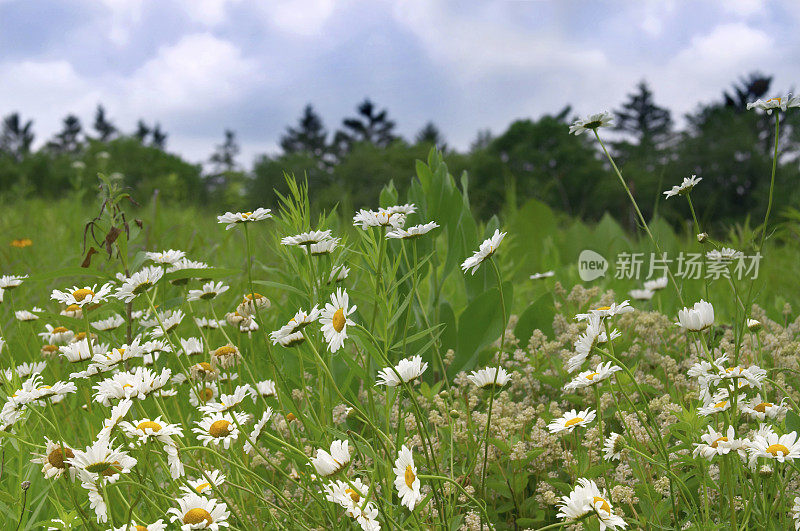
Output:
top-left (514, 293), bottom-right (555, 343)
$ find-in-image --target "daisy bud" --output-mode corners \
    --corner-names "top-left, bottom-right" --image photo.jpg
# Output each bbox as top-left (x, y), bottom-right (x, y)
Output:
top-left (449, 410), bottom-right (460, 419)
top-left (759, 465), bottom-right (773, 478)
top-left (697, 232), bottom-right (708, 243)
top-left (21, 481), bottom-right (30, 491)
top-left (747, 319), bottom-right (762, 332)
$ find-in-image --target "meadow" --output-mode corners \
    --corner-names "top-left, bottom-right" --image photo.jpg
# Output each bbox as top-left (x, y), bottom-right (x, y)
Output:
top-left (0, 101), bottom-right (799, 530)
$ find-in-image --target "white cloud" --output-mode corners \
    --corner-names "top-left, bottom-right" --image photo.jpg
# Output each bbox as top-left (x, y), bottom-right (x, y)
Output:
top-left (718, 0), bottom-right (764, 17)
top-left (178, 0), bottom-right (241, 26)
top-left (100, 0), bottom-right (145, 46)
top-left (258, 0), bottom-right (338, 36)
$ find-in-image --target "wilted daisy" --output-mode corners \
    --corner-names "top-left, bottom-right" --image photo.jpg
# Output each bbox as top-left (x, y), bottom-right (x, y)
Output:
top-left (188, 281), bottom-right (229, 302)
top-left (748, 430), bottom-right (800, 465)
top-left (747, 94), bottom-right (800, 114)
top-left (529, 270), bottom-right (555, 280)
top-left (569, 111), bottom-right (614, 135)
top-left (190, 362), bottom-right (220, 381)
top-left (467, 366), bottom-right (511, 388)
top-left (693, 425), bottom-right (747, 461)
top-left (237, 292), bottom-right (270, 316)
top-left (564, 362), bottom-right (621, 391)
top-left (548, 409), bottom-right (596, 434)
top-left (254, 379), bottom-right (276, 398)
top-left (115, 266), bottom-right (163, 303)
top-left (167, 493), bottom-right (230, 530)
top-left (211, 344), bottom-right (241, 369)
top-left (15, 307), bottom-right (42, 321)
top-left (461, 229), bottom-right (505, 275)
top-left (181, 470), bottom-right (227, 496)
top-left (556, 477), bottom-right (626, 530)
top-left (217, 208), bottom-right (272, 229)
top-left (376, 356), bottom-right (428, 387)
top-left (0, 274), bottom-right (27, 290)
top-left (60, 304), bottom-right (83, 318)
top-left (320, 288), bottom-right (356, 353)
top-left (281, 229), bottom-right (332, 246)
top-left (393, 445), bottom-right (422, 510)
top-left (311, 439), bottom-right (351, 476)
top-left (676, 300), bottom-right (714, 331)
top-left (663, 174), bottom-right (702, 198)
top-left (180, 337), bottom-right (204, 356)
top-left (603, 433), bottom-right (624, 461)
top-left (31, 438), bottom-right (76, 479)
top-left (386, 221), bottom-right (439, 240)
top-left (193, 411), bottom-right (249, 449)
top-left (91, 314), bottom-right (125, 331)
top-left (145, 249), bottom-right (186, 265)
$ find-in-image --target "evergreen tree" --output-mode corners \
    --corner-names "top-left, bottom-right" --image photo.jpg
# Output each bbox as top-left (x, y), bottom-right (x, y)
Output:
top-left (0, 113), bottom-right (35, 160)
top-left (724, 72), bottom-right (771, 111)
top-left (333, 99), bottom-right (397, 154)
top-left (209, 129), bottom-right (240, 173)
top-left (46, 114), bottom-right (83, 154)
top-left (134, 120), bottom-right (150, 143)
top-left (280, 104), bottom-right (327, 157)
top-left (614, 81), bottom-right (672, 150)
top-left (93, 105), bottom-right (117, 142)
top-left (415, 122), bottom-right (446, 151)
top-left (151, 124), bottom-right (167, 149)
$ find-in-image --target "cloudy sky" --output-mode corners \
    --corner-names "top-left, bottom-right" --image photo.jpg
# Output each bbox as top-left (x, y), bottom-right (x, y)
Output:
top-left (1, 0), bottom-right (798, 165)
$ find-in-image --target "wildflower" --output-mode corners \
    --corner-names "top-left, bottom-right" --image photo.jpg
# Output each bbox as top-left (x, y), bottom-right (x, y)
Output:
top-left (115, 266), bottom-right (163, 303)
top-left (60, 304), bottom-right (83, 318)
top-left (548, 409), bottom-right (596, 434)
top-left (376, 356), bottom-right (428, 387)
top-left (353, 208), bottom-right (406, 229)
top-left (676, 300), bottom-right (714, 331)
top-left (643, 276), bottom-right (668, 291)
top-left (190, 362), bottom-right (220, 381)
top-left (97, 399), bottom-right (134, 440)
top-left (467, 366), bottom-right (511, 388)
top-left (569, 111), bottom-right (614, 135)
top-left (328, 265), bottom-right (350, 284)
top-left (167, 493), bottom-right (230, 530)
top-left (556, 478), bottom-right (627, 530)
top-left (10, 238), bottom-right (32, 248)
top-left (217, 208), bottom-right (272, 229)
top-left (386, 222), bottom-right (439, 239)
top-left (180, 337), bottom-right (204, 356)
top-left (663, 174), bottom-right (702, 198)
top-left (281, 230), bottom-right (332, 246)
top-left (181, 470), bottom-right (227, 496)
top-left (272, 306), bottom-right (320, 338)
top-left (211, 344), bottom-right (241, 369)
top-left (60, 339), bottom-right (103, 363)
top-left (254, 380), bottom-right (276, 398)
top-left (195, 317), bottom-right (224, 330)
top-left (68, 437), bottom-right (137, 481)
top-left (199, 385), bottom-right (254, 414)
top-left (629, 289), bottom-right (654, 300)
top-left (243, 408), bottom-right (273, 455)
top-left (111, 521), bottom-right (166, 531)
top-left (742, 395), bottom-right (788, 421)
top-left (575, 300), bottom-right (633, 320)
top-left (92, 367), bottom-right (171, 406)
top-left (15, 308), bottom-right (42, 321)
top-left (693, 425), bottom-right (748, 461)
top-left (747, 319), bottom-right (762, 332)
top-left (145, 249), bottom-right (186, 265)
top-left (747, 94), bottom-right (800, 114)
top-left (748, 430), bottom-right (800, 465)
top-left (603, 433), bottom-right (624, 461)
top-left (308, 238), bottom-right (340, 255)
top-left (706, 247), bottom-right (743, 261)
top-left (529, 270), bottom-right (555, 280)
top-left (189, 382), bottom-right (219, 407)
top-left (193, 412), bottom-right (249, 449)
top-left (31, 438), bottom-right (76, 479)
top-left (311, 439), bottom-right (351, 476)
top-left (320, 288), bottom-right (356, 353)
top-left (188, 281), bottom-right (229, 302)
top-left (564, 362), bottom-right (621, 391)
top-left (40, 325), bottom-right (74, 344)
top-left (237, 292), bottom-right (270, 316)
top-left (91, 314), bottom-right (125, 331)
top-left (0, 274), bottom-right (27, 290)
top-left (393, 445), bottom-right (422, 510)
top-left (461, 229), bottom-right (505, 275)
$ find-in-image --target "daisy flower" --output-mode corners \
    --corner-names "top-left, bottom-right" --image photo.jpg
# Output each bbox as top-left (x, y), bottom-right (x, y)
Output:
top-left (742, 395), bottom-right (788, 421)
top-left (311, 439), bottom-right (351, 477)
top-left (15, 307), bottom-right (42, 321)
top-left (31, 438), bottom-right (76, 479)
top-left (52, 284), bottom-right (113, 308)
top-left (217, 208), bottom-right (272, 229)
top-left (39, 324), bottom-right (74, 344)
top-left (747, 94), bottom-right (800, 114)
top-left (189, 382), bottom-right (220, 407)
top-left (0, 274), bottom-right (27, 290)
top-left (575, 300), bottom-right (633, 320)
top-left (747, 319), bottom-right (762, 332)
top-left (748, 430), bottom-right (800, 465)
top-left (188, 281), bottom-right (229, 302)
top-left (91, 314), bottom-right (125, 331)
top-left (706, 247), bottom-right (743, 261)
top-left (167, 493), bottom-right (230, 530)
top-left (328, 265), bottom-right (350, 284)
top-left (274, 306), bottom-right (320, 337)
top-left (693, 425), bottom-right (748, 461)
top-left (320, 288), bottom-right (356, 353)
top-left (211, 344), bottom-right (241, 369)
top-left (199, 384), bottom-right (254, 415)
top-left (281, 230), bottom-right (332, 246)
top-left (603, 433), bottom-right (624, 461)
top-left (568, 111), bottom-right (614, 135)
top-left (167, 258), bottom-right (210, 280)
top-left (461, 229), bottom-right (505, 275)
top-left (237, 292), bottom-right (270, 317)
top-left (92, 367), bottom-right (171, 406)
top-left (180, 337), bottom-right (205, 356)
top-left (97, 399), bottom-right (134, 440)
top-left (68, 437), bottom-right (137, 480)
top-left (195, 317), bottom-right (224, 330)
top-left (393, 445), bottom-right (422, 510)
top-left (145, 249), bottom-right (186, 265)
top-left (663, 174), bottom-right (702, 198)
top-left (697, 390), bottom-right (733, 417)
top-left (564, 362), bottom-right (621, 391)
top-left (548, 409), bottom-right (596, 434)
top-left (676, 300), bottom-right (714, 331)
top-left (243, 408), bottom-right (273, 455)
top-left (149, 309), bottom-right (185, 337)
top-left (272, 331), bottom-right (305, 347)
top-left (60, 304), bottom-right (83, 318)
top-left (529, 270), bottom-right (555, 280)
top-left (376, 356), bottom-right (428, 387)
top-left (111, 521), bottom-right (166, 531)
top-left (556, 477), bottom-right (626, 530)
top-left (181, 470), bottom-right (227, 496)
top-left (254, 380), bottom-right (276, 398)
top-left (629, 289), bottom-right (654, 301)
top-left (353, 208), bottom-right (406, 230)
top-left (190, 362), bottom-right (220, 381)
top-left (467, 366), bottom-right (511, 388)
top-left (386, 222), bottom-right (439, 240)
top-left (643, 276), bottom-right (668, 291)
top-left (193, 412), bottom-right (249, 449)
top-left (59, 339), bottom-right (101, 362)
top-left (115, 266), bottom-right (163, 303)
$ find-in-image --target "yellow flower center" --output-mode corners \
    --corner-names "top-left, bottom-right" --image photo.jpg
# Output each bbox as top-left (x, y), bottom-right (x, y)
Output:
top-left (710, 436), bottom-right (728, 448)
top-left (183, 508), bottom-right (213, 526)
top-left (199, 362), bottom-right (213, 372)
top-left (593, 496), bottom-right (611, 513)
top-left (74, 332), bottom-right (87, 341)
top-left (122, 384), bottom-right (134, 389)
top-left (47, 447), bottom-right (74, 469)
top-left (564, 417), bottom-right (584, 428)
top-left (766, 444), bottom-right (790, 457)
top-left (346, 488), bottom-right (360, 503)
top-left (286, 413), bottom-right (297, 422)
top-left (195, 482), bottom-right (211, 493)
top-left (585, 372), bottom-right (599, 381)
top-left (713, 400), bottom-right (728, 409)
top-left (214, 346), bottom-right (237, 357)
top-left (243, 293), bottom-right (264, 302)
top-left (72, 288), bottom-right (95, 302)
top-left (405, 464), bottom-right (416, 489)
top-left (65, 304), bottom-right (81, 312)
top-left (199, 387), bottom-right (215, 402)
top-left (135, 526), bottom-right (148, 531)
top-left (85, 461), bottom-right (113, 474)
top-left (596, 306), bottom-right (611, 311)
top-left (209, 420), bottom-right (231, 438)
top-left (42, 344), bottom-right (58, 353)
top-left (137, 421), bottom-right (163, 432)
top-left (332, 308), bottom-right (346, 333)
top-left (52, 326), bottom-right (69, 334)
top-left (767, 97), bottom-right (781, 104)
top-left (754, 402), bottom-right (773, 413)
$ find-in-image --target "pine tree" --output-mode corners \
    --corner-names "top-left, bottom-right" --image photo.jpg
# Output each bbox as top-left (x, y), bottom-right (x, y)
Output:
top-left (93, 105), bottom-right (117, 142)
top-left (46, 114), bottom-right (83, 154)
top-left (134, 120), bottom-right (150, 143)
top-left (280, 104), bottom-right (328, 157)
top-left (151, 124), bottom-right (167, 149)
top-left (333, 99), bottom-right (397, 154)
top-left (0, 113), bottom-right (35, 160)
top-left (614, 81), bottom-right (672, 150)
top-left (724, 72), bottom-right (771, 111)
top-left (209, 129), bottom-right (240, 173)
top-left (415, 122), bottom-right (446, 151)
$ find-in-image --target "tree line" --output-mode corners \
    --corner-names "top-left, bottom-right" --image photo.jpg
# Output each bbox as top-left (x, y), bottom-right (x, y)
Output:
top-left (1, 72), bottom-right (798, 231)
